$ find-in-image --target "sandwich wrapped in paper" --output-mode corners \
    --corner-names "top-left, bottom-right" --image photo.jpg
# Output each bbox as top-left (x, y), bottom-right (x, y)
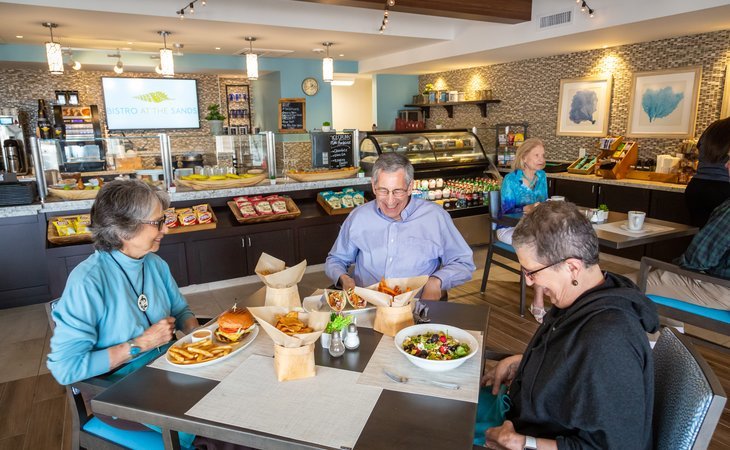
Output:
top-left (247, 306), bottom-right (329, 381)
top-left (353, 276), bottom-right (429, 336)
top-left (255, 253), bottom-right (307, 308)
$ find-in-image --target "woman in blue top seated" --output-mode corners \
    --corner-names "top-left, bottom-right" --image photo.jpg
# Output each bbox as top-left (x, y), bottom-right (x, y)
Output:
top-left (497, 138), bottom-right (548, 322)
top-left (48, 179), bottom-right (198, 386)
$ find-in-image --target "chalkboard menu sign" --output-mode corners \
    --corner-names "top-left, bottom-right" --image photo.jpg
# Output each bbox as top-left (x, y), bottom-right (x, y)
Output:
top-left (329, 132), bottom-right (353, 169)
top-left (278, 98), bottom-right (306, 133)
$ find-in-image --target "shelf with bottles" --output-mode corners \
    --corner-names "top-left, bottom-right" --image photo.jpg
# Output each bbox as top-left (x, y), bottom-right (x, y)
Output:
top-left (411, 176), bottom-right (500, 211)
top-left (224, 84), bottom-right (251, 129)
top-left (494, 122), bottom-right (528, 169)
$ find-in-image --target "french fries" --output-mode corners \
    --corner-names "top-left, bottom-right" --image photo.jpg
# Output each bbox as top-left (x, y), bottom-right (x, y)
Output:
top-left (167, 337), bottom-right (233, 365)
top-left (377, 278), bottom-right (412, 296)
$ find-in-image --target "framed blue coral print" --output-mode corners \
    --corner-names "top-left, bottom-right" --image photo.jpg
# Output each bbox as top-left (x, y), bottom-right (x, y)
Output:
top-left (627, 67), bottom-right (701, 138)
top-left (556, 76), bottom-right (612, 137)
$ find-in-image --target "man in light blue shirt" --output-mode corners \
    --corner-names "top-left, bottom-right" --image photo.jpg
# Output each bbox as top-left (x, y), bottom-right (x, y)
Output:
top-left (325, 153), bottom-right (475, 300)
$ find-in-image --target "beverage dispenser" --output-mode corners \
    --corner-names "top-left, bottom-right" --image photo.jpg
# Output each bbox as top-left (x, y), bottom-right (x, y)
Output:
top-left (0, 110), bottom-right (29, 175)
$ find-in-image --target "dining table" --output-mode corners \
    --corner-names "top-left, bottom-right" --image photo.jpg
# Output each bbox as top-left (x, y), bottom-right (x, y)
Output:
top-left (493, 209), bottom-right (698, 249)
top-left (91, 287), bottom-right (491, 450)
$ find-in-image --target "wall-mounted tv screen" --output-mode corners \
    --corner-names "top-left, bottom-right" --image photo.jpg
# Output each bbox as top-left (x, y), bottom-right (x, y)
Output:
top-left (101, 77), bottom-right (200, 130)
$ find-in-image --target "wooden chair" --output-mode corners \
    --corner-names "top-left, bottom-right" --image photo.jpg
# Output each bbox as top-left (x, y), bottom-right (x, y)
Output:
top-left (638, 257), bottom-right (730, 350)
top-left (480, 221), bottom-right (527, 317)
top-left (652, 327), bottom-right (726, 449)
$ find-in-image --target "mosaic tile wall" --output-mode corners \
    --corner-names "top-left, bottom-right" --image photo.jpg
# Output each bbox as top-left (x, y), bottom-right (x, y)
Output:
top-left (419, 30), bottom-right (730, 162)
top-left (0, 68), bottom-right (256, 169)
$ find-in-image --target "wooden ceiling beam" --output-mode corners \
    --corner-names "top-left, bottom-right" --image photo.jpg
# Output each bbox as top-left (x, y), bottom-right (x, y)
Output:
top-left (292, 0), bottom-right (532, 24)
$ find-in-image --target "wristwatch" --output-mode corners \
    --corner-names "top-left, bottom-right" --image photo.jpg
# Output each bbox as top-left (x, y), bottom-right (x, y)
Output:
top-left (128, 339), bottom-right (141, 357)
top-left (524, 436), bottom-right (538, 450)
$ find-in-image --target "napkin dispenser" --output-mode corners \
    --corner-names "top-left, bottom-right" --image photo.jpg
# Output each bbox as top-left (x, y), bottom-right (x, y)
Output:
top-left (656, 155), bottom-right (680, 174)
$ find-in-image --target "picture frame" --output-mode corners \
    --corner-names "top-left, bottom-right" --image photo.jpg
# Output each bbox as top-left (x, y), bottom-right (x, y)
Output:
top-left (67, 91), bottom-right (79, 105)
top-left (55, 91), bottom-right (67, 105)
top-left (720, 64), bottom-right (730, 120)
top-left (627, 67), bottom-right (701, 138)
top-left (556, 76), bottom-right (613, 137)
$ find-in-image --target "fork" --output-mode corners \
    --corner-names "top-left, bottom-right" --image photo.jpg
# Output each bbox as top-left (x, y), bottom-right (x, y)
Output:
top-left (383, 369), bottom-right (460, 390)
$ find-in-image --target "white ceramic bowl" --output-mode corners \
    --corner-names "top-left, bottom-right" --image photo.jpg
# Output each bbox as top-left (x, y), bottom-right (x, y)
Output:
top-left (394, 323), bottom-right (478, 372)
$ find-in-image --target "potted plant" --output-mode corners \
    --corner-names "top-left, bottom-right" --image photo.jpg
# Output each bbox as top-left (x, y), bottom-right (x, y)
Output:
top-left (598, 203), bottom-right (609, 222)
top-left (205, 104), bottom-right (226, 136)
top-left (321, 313), bottom-right (351, 348)
top-left (423, 83), bottom-right (435, 104)
top-left (322, 121), bottom-right (332, 132)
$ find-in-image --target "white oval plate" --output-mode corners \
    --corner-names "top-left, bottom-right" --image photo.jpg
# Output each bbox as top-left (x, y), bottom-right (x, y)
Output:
top-left (619, 223), bottom-right (647, 234)
top-left (165, 323), bottom-right (258, 368)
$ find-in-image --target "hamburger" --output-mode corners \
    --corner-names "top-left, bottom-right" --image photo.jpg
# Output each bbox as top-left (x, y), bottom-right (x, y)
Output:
top-left (215, 307), bottom-right (255, 343)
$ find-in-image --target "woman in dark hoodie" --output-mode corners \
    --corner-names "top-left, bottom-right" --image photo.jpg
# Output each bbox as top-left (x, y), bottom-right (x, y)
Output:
top-left (482, 201), bottom-right (659, 450)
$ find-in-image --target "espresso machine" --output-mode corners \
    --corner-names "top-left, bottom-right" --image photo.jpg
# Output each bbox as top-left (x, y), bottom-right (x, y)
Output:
top-left (0, 111), bottom-right (30, 175)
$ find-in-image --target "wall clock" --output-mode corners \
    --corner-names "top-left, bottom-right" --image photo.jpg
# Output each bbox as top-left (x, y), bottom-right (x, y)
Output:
top-left (302, 77), bottom-right (319, 96)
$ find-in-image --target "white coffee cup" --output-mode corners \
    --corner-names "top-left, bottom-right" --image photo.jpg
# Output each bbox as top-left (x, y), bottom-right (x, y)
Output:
top-left (550, 196), bottom-right (565, 201)
top-left (627, 211), bottom-right (646, 231)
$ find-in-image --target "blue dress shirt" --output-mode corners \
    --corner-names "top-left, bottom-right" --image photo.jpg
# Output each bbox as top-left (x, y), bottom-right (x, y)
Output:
top-left (325, 198), bottom-right (475, 291)
top-left (500, 169), bottom-right (548, 214)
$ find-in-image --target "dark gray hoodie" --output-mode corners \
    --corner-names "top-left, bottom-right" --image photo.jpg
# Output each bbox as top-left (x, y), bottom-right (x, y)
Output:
top-left (507, 272), bottom-right (660, 450)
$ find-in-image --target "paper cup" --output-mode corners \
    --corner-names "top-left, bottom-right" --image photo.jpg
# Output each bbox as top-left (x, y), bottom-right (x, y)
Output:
top-left (274, 343), bottom-right (315, 381)
top-left (374, 304), bottom-right (415, 337)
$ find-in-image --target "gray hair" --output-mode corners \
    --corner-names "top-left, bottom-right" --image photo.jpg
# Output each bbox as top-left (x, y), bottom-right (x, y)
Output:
top-left (90, 179), bottom-right (170, 251)
top-left (372, 152), bottom-right (414, 186)
top-left (512, 138), bottom-right (544, 171)
top-left (512, 201), bottom-right (599, 267)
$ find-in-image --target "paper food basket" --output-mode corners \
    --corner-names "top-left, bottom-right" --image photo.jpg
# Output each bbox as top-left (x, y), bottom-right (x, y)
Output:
top-left (248, 306), bottom-right (329, 381)
top-left (255, 253), bottom-right (307, 309)
top-left (354, 276), bottom-right (429, 336)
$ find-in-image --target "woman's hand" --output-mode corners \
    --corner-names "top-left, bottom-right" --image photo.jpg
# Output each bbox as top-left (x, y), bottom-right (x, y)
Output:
top-left (523, 202), bottom-right (540, 214)
top-left (482, 354), bottom-right (522, 395)
top-left (135, 317), bottom-right (176, 352)
top-left (485, 421), bottom-right (525, 450)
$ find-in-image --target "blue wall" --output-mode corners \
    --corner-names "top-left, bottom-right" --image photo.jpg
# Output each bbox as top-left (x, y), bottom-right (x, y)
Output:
top-left (374, 74), bottom-right (419, 131)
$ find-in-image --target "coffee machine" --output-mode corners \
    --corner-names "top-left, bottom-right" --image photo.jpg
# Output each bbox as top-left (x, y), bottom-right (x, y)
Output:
top-left (0, 111), bottom-right (29, 175)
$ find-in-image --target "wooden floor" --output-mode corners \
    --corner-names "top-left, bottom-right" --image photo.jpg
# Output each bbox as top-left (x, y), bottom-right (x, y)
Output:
top-left (0, 254), bottom-right (728, 449)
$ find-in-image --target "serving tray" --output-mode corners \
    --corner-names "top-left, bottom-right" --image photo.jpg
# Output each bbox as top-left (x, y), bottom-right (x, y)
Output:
top-left (227, 197), bottom-right (301, 224)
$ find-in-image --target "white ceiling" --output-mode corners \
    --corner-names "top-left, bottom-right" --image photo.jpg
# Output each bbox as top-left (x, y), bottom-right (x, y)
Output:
top-left (1, 0), bottom-right (729, 74)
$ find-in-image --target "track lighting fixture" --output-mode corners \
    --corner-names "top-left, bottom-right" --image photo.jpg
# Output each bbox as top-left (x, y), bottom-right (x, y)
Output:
top-left (175, 0), bottom-right (206, 19)
top-left (579, 0), bottom-right (595, 18)
top-left (379, 0), bottom-right (395, 33)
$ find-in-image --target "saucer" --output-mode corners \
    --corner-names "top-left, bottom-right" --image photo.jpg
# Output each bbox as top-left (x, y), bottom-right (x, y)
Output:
top-left (620, 223), bottom-right (647, 233)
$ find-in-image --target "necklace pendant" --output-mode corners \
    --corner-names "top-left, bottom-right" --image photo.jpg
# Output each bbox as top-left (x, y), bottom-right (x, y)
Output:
top-left (137, 294), bottom-right (149, 312)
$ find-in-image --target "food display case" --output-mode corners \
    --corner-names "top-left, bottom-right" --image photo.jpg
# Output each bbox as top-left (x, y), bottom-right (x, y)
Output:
top-left (359, 128), bottom-right (499, 180)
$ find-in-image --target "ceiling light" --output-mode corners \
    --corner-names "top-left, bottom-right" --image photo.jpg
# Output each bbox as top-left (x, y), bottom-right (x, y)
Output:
top-left (42, 22), bottom-right (63, 75)
top-left (15, 35), bottom-right (23, 39)
top-left (127, 41), bottom-right (133, 45)
top-left (245, 37), bottom-right (258, 81)
top-left (322, 42), bottom-right (333, 83)
top-left (71, 60), bottom-right (82, 71)
top-left (155, 64), bottom-right (163, 75)
top-left (330, 79), bottom-right (355, 86)
top-left (189, 2), bottom-right (195, 14)
top-left (158, 31), bottom-right (174, 78)
top-left (215, 47), bottom-right (221, 50)
top-left (109, 49), bottom-right (124, 74)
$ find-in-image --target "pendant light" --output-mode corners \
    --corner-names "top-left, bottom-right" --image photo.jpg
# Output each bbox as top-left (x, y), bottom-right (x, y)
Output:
top-left (158, 31), bottom-right (175, 78)
top-left (322, 42), bottom-right (333, 83)
top-left (110, 50), bottom-right (124, 74)
top-left (43, 22), bottom-right (63, 75)
top-left (245, 37), bottom-right (258, 81)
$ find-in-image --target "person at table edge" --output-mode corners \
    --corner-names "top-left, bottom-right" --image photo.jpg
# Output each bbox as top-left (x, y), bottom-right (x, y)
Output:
top-left (48, 180), bottom-right (198, 386)
top-left (325, 153), bottom-right (475, 300)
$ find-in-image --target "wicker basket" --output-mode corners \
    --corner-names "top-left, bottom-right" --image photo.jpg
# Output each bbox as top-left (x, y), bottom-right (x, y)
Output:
top-left (286, 167), bottom-right (359, 182)
top-left (175, 174), bottom-right (266, 191)
top-left (48, 188), bottom-right (99, 200)
top-left (227, 197), bottom-right (301, 224)
top-left (47, 215), bottom-right (93, 246)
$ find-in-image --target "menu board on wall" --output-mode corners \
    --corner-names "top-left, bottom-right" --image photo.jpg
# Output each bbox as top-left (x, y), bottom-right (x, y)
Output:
top-left (278, 98), bottom-right (306, 133)
top-left (329, 133), bottom-right (353, 169)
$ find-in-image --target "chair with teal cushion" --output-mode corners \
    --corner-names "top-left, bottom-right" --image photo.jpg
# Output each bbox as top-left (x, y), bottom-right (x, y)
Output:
top-left (638, 257), bottom-right (730, 348)
top-left (45, 300), bottom-right (200, 450)
top-left (480, 221), bottom-right (527, 317)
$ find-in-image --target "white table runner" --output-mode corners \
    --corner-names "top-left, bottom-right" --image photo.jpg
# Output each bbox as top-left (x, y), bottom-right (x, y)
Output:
top-left (357, 331), bottom-right (482, 403)
top-left (148, 330), bottom-right (275, 381)
top-left (594, 220), bottom-right (675, 237)
top-left (186, 355), bottom-right (382, 449)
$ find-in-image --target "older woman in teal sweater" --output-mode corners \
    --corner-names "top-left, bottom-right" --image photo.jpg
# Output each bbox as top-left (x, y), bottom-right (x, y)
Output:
top-left (498, 138), bottom-right (548, 322)
top-left (48, 179), bottom-right (197, 386)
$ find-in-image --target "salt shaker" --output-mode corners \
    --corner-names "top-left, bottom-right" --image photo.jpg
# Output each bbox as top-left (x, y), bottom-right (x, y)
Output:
top-left (328, 330), bottom-right (346, 357)
top-left (344, 323), bottom-right (360, 350)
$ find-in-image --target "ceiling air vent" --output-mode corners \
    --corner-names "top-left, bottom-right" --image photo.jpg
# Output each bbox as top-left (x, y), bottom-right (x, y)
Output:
top-left (539, 10), bottom-right (572, 29)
